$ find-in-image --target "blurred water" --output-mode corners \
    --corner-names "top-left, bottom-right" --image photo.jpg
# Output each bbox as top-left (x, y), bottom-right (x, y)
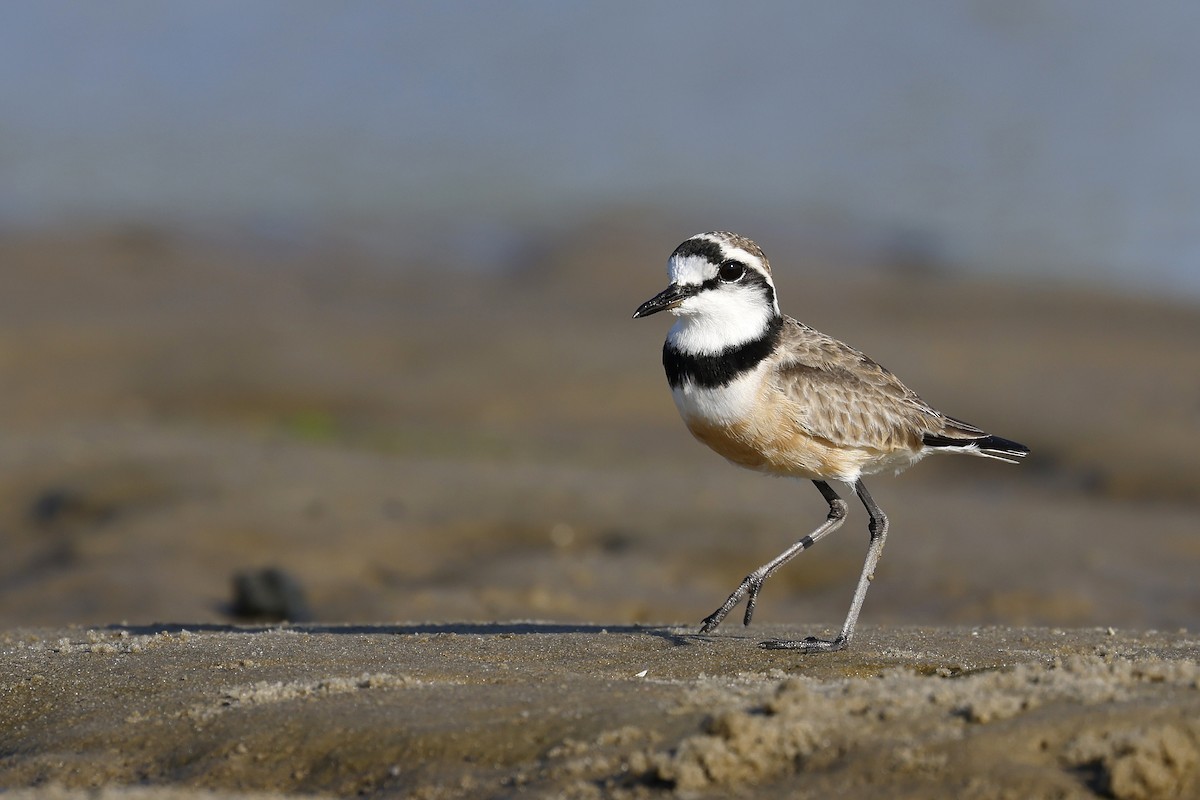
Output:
top-left (3, 2), bottom-right (1200, 295)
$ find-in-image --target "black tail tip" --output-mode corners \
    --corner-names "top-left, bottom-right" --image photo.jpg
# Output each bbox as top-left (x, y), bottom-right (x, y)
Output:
top-left (976, 435), bottom-right (1030, 457)
top-left (923, 432), bottom-right (1029, 458)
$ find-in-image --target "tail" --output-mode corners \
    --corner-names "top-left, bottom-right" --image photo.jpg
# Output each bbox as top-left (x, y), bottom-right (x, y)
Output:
top-left (922, 418), bottom-right (1029, 465)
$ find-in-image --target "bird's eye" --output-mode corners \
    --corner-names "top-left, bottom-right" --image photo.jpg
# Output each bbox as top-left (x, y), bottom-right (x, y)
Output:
top-left (718, 260), bottom-right (746, 282)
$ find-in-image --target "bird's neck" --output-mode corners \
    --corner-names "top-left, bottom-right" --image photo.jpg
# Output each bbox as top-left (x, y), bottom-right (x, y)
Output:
top-left (664, 313), bottom-right (783, 389)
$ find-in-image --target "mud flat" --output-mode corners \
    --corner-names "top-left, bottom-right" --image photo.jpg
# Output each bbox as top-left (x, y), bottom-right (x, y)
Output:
top-left (2, 623), bottom-right (1198, 798)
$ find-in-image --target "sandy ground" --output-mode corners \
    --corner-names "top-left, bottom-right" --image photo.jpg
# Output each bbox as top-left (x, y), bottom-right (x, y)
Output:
top-left (2, 624), bottom-right (1199, 799)
top-left (1, 224), bottom-right (1199, 796)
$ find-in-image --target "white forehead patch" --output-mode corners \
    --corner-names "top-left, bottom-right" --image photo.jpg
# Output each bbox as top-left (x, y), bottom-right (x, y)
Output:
top-left (667, 255), bottom-right (713, 286)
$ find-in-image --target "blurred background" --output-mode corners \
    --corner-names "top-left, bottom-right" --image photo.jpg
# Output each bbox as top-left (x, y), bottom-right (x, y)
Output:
top-left (1, 2), bottom-right (1197, 633)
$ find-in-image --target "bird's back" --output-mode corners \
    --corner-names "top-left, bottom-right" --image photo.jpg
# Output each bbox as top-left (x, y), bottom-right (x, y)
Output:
top-left (766, 317), bottom-right (1027, 472)
top-left (770, 317), bottom-right (942, 451)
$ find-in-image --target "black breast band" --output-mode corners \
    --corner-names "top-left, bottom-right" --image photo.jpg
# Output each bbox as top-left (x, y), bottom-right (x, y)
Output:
top-left (663, 316), bottom-right (784, 389)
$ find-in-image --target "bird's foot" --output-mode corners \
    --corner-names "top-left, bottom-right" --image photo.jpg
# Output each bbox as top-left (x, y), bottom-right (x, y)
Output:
top-left (698, 574), bottom-right (765, 634)
top-left (698, 608), bottom-right (727, 634)
top-left (759, 635), bottom-right (847, 654)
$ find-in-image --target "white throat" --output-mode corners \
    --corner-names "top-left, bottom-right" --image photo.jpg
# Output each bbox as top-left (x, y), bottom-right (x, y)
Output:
top-left (667, 286), bottom-right (776, 355)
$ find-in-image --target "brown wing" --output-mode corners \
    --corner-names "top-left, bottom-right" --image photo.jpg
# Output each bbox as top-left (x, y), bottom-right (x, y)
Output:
top-left (770, 318), bottom-right (950, 452)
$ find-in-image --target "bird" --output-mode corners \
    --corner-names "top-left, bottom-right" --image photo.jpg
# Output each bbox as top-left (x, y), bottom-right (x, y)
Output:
top-left (633, 231), bottom-right (1028, 653)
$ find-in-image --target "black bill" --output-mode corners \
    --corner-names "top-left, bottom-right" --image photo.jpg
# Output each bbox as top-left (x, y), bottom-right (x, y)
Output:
top-left (632, 283), bottom-right (696, 318)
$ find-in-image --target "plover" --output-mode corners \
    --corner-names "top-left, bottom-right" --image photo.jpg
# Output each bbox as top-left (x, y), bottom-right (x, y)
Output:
top-left (633, 231), bottom-right (1028, 653)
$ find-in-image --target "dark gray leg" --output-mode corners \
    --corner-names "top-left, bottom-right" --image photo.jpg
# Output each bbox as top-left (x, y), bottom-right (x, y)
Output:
top-left (761, 478), bottom-right (889, 653)
top-left (699, 480), bottom-right (848, 634)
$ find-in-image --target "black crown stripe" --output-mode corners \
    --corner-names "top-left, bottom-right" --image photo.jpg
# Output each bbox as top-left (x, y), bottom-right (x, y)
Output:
top-left (671, 237), bottom-right (726, 263)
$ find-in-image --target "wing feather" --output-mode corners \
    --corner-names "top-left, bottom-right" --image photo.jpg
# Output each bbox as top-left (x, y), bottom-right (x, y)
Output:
top-left (771, 318), bottom-right (944, 452)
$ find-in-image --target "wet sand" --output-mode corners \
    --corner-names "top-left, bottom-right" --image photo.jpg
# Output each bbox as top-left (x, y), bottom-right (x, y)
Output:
top-left (3, 623), bottom-right (1199, 798)
top-left (1, 225), bottom-right (1198, 796)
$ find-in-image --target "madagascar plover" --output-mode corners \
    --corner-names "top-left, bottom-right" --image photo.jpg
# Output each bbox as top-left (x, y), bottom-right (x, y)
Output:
top-left (634, 231), bottom-right (1028, 653)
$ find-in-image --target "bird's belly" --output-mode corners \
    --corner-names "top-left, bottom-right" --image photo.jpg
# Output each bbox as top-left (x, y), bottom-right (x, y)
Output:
top-left (672, 376), bottom-right (865, 481)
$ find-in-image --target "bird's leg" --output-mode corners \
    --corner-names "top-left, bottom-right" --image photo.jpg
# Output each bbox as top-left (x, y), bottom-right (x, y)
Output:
top-left (699, 480), bottom-right (847, 634)
top-left (762, 478), bottom-right (888, 653)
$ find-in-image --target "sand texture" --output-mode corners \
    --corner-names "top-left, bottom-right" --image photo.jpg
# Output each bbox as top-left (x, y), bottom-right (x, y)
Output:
top-left (3, 624), bottom-right (1199, 799)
